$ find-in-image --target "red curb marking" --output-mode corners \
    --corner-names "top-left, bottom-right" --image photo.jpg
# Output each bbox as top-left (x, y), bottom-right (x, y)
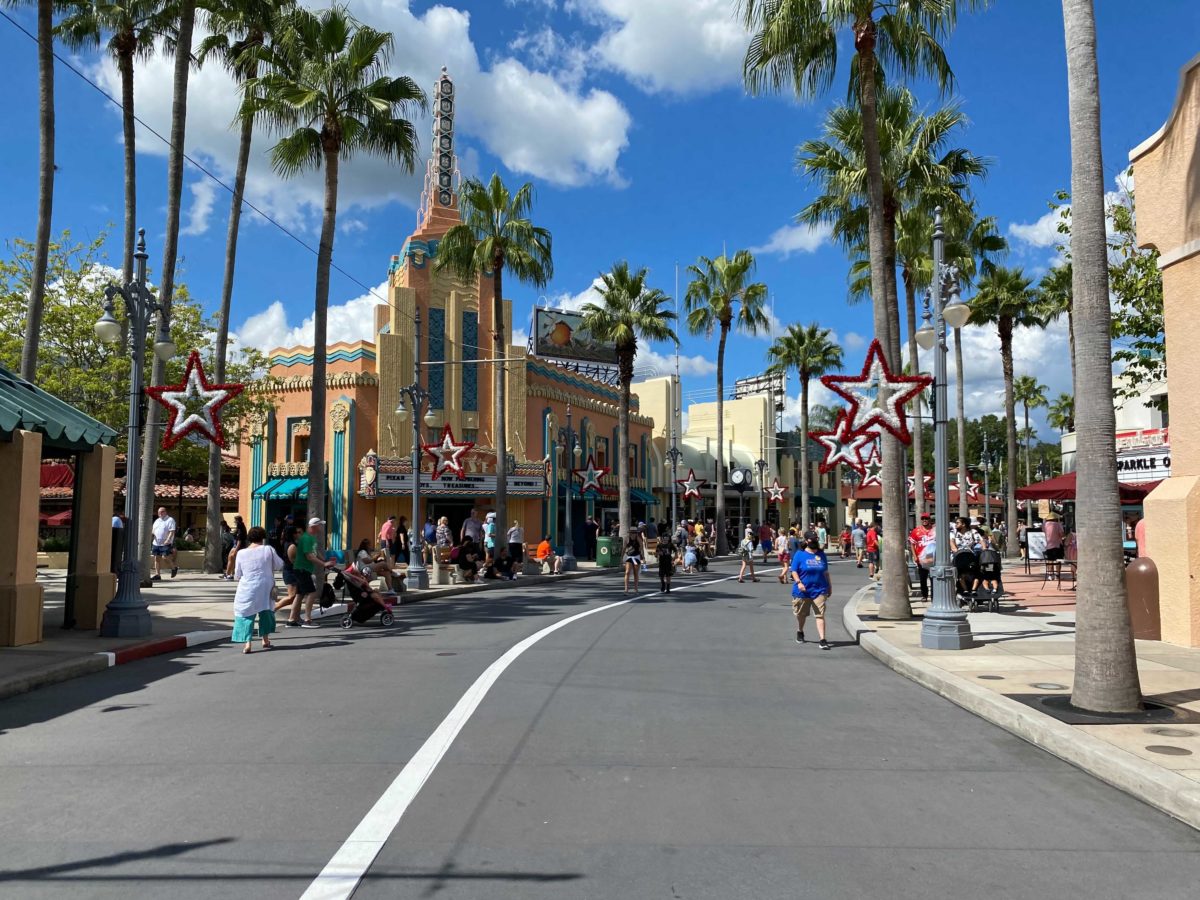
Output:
top-left (112, 637), bottom-right (188, 665)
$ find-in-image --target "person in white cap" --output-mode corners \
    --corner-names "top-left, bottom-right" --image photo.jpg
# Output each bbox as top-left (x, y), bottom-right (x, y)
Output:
top-left (286, 517), bottom-right (334, 627)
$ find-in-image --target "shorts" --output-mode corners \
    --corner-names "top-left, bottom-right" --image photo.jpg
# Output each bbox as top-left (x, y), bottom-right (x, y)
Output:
top-left (1045, 546), bottom-right (1065, 561)
top-left (294, 570), bottom-right (317, 595)
top-left (761, 541), bottom-right (772, 553)
top-left (778, 552), bottom-right (790, 564)
top-left (866, 550), bottom-right (879, 564)
top-left (281, 568), bottom-right (297, 587)
top-left (739, 549), bottom-right (752, 561)
top-left (791, 594), bottom-right (827, 620)
top-left (151, 544), bottom-right (173, 557)
top-left (624, 555), bottom-right (641, 565)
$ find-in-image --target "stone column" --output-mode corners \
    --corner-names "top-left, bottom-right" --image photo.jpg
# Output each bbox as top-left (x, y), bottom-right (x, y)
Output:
top-left (74, 444), bottom-right (117, 630)
top-left (0, 429), bottom-right (45, 646)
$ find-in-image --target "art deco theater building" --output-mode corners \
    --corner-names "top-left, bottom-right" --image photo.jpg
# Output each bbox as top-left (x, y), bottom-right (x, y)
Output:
top-left (238, 70), bottom-right (660, 555)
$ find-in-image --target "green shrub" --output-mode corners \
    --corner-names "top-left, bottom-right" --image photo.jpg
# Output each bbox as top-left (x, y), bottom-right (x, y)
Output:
top-left (42, 537), bottom-right (71, 552)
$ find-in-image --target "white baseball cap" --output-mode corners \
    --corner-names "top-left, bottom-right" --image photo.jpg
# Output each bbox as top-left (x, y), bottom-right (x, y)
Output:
top-left (308, 517), bottom-right (325, 527)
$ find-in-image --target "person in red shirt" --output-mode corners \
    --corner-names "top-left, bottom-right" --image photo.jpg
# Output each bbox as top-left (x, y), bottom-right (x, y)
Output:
top-left (909, 514), bottom-right (933, 600)
top-left (865, 521), bottom-right (880, 578)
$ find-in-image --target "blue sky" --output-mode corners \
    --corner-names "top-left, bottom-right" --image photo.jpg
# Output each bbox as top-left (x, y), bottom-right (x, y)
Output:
top-left (1, 0), bottom-right (1196, 438)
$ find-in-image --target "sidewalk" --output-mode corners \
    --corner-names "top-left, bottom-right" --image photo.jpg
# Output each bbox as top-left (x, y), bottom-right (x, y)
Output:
top-left (0, 561), bottom-right (618, 702)
top-left (844, 561), bottom-right (1200, 830)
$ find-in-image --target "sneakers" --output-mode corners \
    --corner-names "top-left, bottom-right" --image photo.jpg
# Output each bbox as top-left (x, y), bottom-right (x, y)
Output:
top-left (300, 620), bottom-right (320, 628)
top-left (171, 567), bottom-right (178, 578)
top-left (795, 631), bottom-right (805, 643)
top-left (151, 574), bottom-right (162, 582)
top-left (819, 639), bottom-right (831, 651)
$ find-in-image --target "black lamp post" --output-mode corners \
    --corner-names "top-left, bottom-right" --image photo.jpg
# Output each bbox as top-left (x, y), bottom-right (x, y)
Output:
top-left (556, 403), bottom-right (581, 570)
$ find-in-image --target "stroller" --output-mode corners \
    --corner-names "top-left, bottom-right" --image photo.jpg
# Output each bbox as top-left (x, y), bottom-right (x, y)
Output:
top-left (952, 549), bottom-right (981, 609)
top-left (972, 547), bottom-right (1005, 612)
top-left (333, 567), bottom-right (397, 628)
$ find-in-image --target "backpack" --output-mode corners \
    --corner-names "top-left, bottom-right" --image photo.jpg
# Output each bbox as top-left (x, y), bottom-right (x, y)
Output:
top-left (320, 582), bottom-right (337, 609)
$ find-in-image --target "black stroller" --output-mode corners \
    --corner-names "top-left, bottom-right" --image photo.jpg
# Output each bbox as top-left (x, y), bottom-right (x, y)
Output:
top-left (333, 567), bottom-right (396, 628)
top-left (972, 547), bottom-right (1005, 612)
top-left (952, 549), bottom-right (981, 609)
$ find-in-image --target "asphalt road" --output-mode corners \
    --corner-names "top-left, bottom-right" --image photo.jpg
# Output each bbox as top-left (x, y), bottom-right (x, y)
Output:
top-left (1, 557), bottom-right (1198, 899)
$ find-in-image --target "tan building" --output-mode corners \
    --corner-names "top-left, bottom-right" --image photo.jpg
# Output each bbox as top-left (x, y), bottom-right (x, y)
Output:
top-left (1130, 52), bottom-right (1199, 647)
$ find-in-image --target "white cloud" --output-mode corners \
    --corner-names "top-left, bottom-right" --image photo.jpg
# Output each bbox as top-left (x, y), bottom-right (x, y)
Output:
top-left (547, 276), bottom-right (605, 312)
top-left (1008, 209), bottom-right (1062, 248)
top-left (339, 218), bottom-right (368, 235)
top-left (580, 0), bottom-right (750, 95)
top-left (230, 280), bottom-right (389, 353)
top-left (635, 344), bottom-right (716, 378)
top-left (781, 379), bottom-right (840, 431)
top-left (844, 331), bottom-right (866, 350)
top-left (508, 26), bottom-right (589, 89)
top-left (180, 177), bottom-right (217, 237)
top-left (750, 222), bottom-right (833, 259)
top-left (93, 1), bottom-right (633, 235)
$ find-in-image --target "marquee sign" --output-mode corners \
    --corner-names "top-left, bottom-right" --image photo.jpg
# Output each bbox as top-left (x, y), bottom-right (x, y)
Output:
top-left (1116, 428), bottom-right (1170, 484)
top-left (358, 454), bottom-right (548, 498)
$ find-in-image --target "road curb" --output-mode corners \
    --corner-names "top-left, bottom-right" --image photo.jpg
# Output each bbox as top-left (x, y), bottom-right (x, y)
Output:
top-left (842, 584), bottom-right (1200, 832)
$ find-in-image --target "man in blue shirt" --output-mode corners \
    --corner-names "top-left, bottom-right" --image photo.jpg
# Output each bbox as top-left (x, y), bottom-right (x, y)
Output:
top-left (790, 536), bottom-right (832, 649)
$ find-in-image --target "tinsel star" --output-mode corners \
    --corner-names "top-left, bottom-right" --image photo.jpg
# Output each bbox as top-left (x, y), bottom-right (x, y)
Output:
top-left (676, 467), bottom-right (703, 500)
top-left (809, 410), bottom-right (872, 475)
top-left (766, 478), bottom-right (787, 504)
top-left (821, 339), bottom-right (932, 445)
top-left (145, 350), bottom-right (244, 450)
top-left (573, 454), bottom-right (611, 494)
top-left (423, 424), bottom-right (474, 479)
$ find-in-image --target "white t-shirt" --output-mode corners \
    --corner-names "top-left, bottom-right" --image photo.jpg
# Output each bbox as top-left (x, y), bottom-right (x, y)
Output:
top-left (151, 516), bottom-right (176, 546)
top-left (507, 525), bottom-right (524, 544)
top-left (233, 544), bottom-right (284, 618)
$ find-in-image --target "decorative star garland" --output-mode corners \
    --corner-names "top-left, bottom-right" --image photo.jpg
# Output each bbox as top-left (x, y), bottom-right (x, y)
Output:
top-left (423, 423), bottom-right (474, 480)
top-left (822, 339), bottom-right (932, 445)
top-left (766, 478), bottom-right (787, 504)
top-left (676, 467), bottom-right (703, 500)
top-left (907, 474), bottom-right (934, 499)
top-left (809, 410), bottom-right (873, 475)
top-left (573, 453), bottom-right (611, 494)
top-left (956, 471), bottom-right (981, 500)
top-left (146, 350), bottom-right (244, 450)
top-left (858, 439), bottom-right (883, 487)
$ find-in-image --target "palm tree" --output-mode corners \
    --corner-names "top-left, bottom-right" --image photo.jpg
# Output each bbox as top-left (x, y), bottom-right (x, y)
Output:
top-left (1062, 0), bottom-right (1141, 713)
top-left (1013, 374), bottom-right (1048, 500)
top-left (969, 266), bottom-right (1045, 556)
top-left (947, 211), bottom-right (1007, 517)
top-left (58, 0), bottom-right (170, 291)
top-left (435, 174), bottom-right (553, 543)
top-left (18, 0), bottom-right (56, 380)
top-left (580, 263), bottom-right (677, 540)
top-left (1047, 393), bottom-right (1075, 433)
top-left (135, 0), bottom-right (197, 583)
top-left (197, 0), bottom-right (292, 573)
top-left (247, 4), bottom-right (425, 522)
top-left (685, 251), bottom-right (769, 555)
top-left (766, 323), bottom-right (843, 531)
top-left (1037, 262), bottom-right (1075, 393)
top-left (817, 87), bottom-right (986, 558)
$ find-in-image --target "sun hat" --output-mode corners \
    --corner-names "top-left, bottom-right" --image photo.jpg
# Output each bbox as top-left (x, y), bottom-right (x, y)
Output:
top-left (307, 517), bottom-right (325, 527)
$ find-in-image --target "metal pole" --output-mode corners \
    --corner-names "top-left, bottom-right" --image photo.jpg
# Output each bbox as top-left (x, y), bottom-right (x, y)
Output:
top-left (101, 231), bottom-right (153, 637)
top-left (408, 309), bottom-right (429, 589)
top-left (983, 433), bottom-right (992, 528)
top-left (920, 209), bottom-right (973, 651)
top-left (561, 403), bottom-right (577, 570)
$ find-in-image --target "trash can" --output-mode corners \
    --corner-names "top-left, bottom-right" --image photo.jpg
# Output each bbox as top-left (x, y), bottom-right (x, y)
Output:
top-left (596, 536), bottom-right (618, 568)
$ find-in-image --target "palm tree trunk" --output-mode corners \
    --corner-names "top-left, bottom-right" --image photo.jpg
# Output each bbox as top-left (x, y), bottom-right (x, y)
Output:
top-left (714, 324), bottom-right (729, 555)
top-left (1067, 306), bottom-right (1077, 397)
top-left (205, 93), bottom-right (255, 573)
top-left (20, 0), bottom-right (55, 381)
top-left (1001, 325), bottom-right (1019, 557)
top-left (493, 263), bottom-right (508, 542)
top-left (137, 0), bottom-right (195, 583)
top-left (954, 327), bottom-right (968, 518)
top-left (306, 143), bottom-right (338, 523)
top-left (1062, 0), bottom-right (1141, 713)
top-left (904, 273), bottom-right (925, 519)
top-left (1023, 403), bottom-right (1033, 526)
top-left (856, 22), bottom-right (910, 619)
top-left (618, 355), bottom-right (633, 540)
top-left (799, 374), bottom-right (810, 531)
top-left (119, 43), bottom-right (136, 293)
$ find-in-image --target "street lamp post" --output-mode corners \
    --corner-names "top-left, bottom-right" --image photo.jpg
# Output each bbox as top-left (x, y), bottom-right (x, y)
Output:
top-left (556, 402), bottom-right (580, 571)
top-left (665, 442), bottom-right (682, 537)
top-left (394, 308), bottom-right (436, 590)
top-left (980, 432), bottom-right (994, 528)
top-left (755, 455), bottom-right (768, 524)
top-left (915, 208), bottom-right (974, 651)
top-left (94, 229), bottom-right (176, 637)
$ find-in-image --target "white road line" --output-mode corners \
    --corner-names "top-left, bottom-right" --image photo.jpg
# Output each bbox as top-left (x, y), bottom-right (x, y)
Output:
top-left (299, 574), bottom-right (735, 900)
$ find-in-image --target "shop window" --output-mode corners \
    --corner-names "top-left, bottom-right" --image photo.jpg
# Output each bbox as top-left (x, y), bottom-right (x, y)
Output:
top-left (596, 438), bottom-right (608, 468)
top-left (463, 428), bottom-right (478, 444)
top-left (295, 435), bottom-right (310, 462)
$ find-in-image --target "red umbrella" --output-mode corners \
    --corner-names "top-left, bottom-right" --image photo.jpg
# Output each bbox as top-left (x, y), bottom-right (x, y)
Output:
top-left (1015, 471), bottom-right (1160, 504)
top-left (44, 509), bottom-right (73, 527)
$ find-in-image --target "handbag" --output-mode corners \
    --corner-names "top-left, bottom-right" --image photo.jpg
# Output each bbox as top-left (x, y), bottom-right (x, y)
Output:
top-left (320, 582), bottom-right (337, 609)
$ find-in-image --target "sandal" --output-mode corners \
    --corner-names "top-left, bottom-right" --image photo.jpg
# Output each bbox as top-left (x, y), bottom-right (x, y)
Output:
top-left (242, 645), bottom-right (252, 654)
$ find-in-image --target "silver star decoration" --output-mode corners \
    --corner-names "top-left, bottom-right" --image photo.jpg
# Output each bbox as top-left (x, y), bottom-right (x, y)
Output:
top-left (161, 365), bottom-right (229, 441)
top-left (676, 467), bottom-right (703, 499)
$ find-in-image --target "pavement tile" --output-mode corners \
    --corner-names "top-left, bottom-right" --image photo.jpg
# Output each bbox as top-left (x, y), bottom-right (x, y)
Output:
top-left (1075, 724), bottom-right (1200, 770)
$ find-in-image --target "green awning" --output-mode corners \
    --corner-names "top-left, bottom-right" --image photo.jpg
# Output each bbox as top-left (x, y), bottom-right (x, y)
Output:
top-left (810, 495), bottom-right (835, 509)
top-left (632, 488), bottom-right (659, 504)
top-left (252, 477), bottom-right (285, 498)
top-left (266, 477), bottom-right (308, 499)
top-left (0, 365), bottom-right (117, 451)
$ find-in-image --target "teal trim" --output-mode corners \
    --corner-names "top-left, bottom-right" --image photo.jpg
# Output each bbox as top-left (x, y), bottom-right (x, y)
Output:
top-left (462, 311), bottom-right (478, 411)
top-left (331, 425), bottom-right (345, 551)
top-left (428, 308), bottom-right (446, 408)
top-left (266, 477), bottom-right (307, 499)
top-left (632, 488), bottom-right (658, 504)
top-left (270, 347), bottom-right (376, 367)
top-left (250, 440), bottom-right (265, 526)
top-left (542, 409), bottom-right (554, 539)
top-left (345, 400), bottom-right (356, 556)
top-left (252, 476), bottom-right (284, 499)
top-left (527, 361), bottom-right (628, 406)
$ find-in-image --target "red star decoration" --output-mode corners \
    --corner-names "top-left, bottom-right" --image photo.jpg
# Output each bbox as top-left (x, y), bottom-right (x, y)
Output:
top-left (907, 474), bottom-right (934, 499)
top-left (821, 339), bottom-right (932, 445)
top-left (766, 478), bottom-right (787, 504)
top-left (423, 424), bottom-right (474, 480)
top-left (859, 440), bottom-right (883, 487)
top-left (952, 471), bottom-right (981, 500)
top-left (809, 410), bottom-right (872, 475)
top-left (573, 454), bottom-right (611, 494)
top-left (146, 350), bottom-right (244, 450)
top-left (676, 467), bottom-right (703, 500)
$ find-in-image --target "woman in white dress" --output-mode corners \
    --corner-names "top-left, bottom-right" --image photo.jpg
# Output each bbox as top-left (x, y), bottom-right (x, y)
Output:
top-left (232, 526), bottom-right (284, 654)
